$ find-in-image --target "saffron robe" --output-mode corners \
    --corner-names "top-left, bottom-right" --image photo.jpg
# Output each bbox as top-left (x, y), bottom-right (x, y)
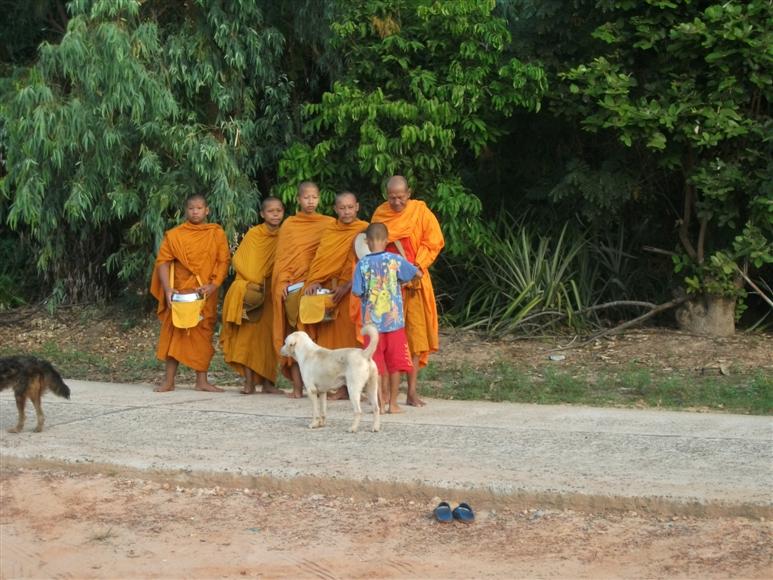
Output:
top-left (220, 223), bottom-right (279, 382)
top-left (371, 199), bottom-right (445, 367)
top-left (271, 212), bottom-right (335, 361)
top-left (150, 222), bottom-right (230, 372)
top-left (303, 219), bottom-right (369, 350)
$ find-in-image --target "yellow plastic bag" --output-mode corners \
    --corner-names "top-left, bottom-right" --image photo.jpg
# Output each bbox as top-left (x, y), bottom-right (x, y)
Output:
top-left (169, 262), bottom-right (205, 329)
top-left (171, 295), bottom-right (205, 329)
top-left (299, 293), bottom-right (338, 325)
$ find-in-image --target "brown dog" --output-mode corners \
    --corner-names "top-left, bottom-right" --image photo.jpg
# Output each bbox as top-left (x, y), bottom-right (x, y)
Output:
top-left (0, 356), bottom-right (71, 433)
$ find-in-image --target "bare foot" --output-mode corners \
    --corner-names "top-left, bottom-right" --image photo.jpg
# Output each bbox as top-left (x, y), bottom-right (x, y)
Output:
top-left (260, 384), bottom-right (284, 394)
top-left (240, 385), bottom-right (256, 395)
top-left (154, 384), bottom-right (175, 393)
top-left (327, 387), bottom-right (349, 401)
top-left (406, 397), bottom-right (425, 407)
top-left (195, 383), bottom-right (224, 393)
top-left (287, 390), bottom-right (304, 399)
top-left (389, 403), bottom-right (404, 414)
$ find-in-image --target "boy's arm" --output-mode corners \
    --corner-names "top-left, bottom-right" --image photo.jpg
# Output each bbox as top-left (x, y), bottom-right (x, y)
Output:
top-left (351, 263), bottom-right (365, 297)
top-left (396, 256), bottom-right (420, 283)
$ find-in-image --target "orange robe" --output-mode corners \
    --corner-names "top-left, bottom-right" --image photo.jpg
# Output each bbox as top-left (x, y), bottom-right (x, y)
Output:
top-left (271, 212), bottom-right (335, 363)
top-left (303, 219), bottom-right (369, 350)
top-left (220, 223), bottom-right (279, 382)
top-left (371, 199), bottom-right (445, 367)
top-left (150, 222), bottom-right (230, 372)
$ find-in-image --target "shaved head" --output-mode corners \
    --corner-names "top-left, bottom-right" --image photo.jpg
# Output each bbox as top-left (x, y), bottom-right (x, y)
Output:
top-left (261, 196), bottom-right (284, 211)
top-left (386, 175), bottom-right (411, 212)
top-left (297, 181), bottom-right (319, 197)
top-left (365, 222), bottom-right (388, 243)
top-left (386, 175), bottom-right (409, 193)
top-left (185, 193), bottom-right (208, 206)
top-left (334, 191), bottom-right (357, 205)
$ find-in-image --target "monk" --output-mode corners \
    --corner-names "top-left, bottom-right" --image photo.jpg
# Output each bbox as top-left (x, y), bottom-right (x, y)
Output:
top-left (271, 182), bottom-right (335, 397)
top-left (303, 192), bottom-right (369, 400)
top-left (150, 193), bottom-right (230, 393)
top-left (221, 197), bottom-right (285, 394)
top-left (371, 176), bottom-right (445, 406)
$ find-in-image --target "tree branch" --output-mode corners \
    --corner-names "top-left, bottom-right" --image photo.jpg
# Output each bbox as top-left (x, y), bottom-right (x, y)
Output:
top-left (696, 216), bottom-right (708, 265)
top-left (642, 245), bottom-right (677, 257)
top-left (549, 295), bottom-right (689, 352)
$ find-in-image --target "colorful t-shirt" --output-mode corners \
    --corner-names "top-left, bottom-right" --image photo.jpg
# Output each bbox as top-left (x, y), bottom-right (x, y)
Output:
top-left (352, 251), bottom-right (419, 333)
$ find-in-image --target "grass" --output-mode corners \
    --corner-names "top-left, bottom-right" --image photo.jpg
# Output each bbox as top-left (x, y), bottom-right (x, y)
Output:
top-left (2, 320), bottom-right (769, 415)
top-left (419, 360), bottom-right (773, 415)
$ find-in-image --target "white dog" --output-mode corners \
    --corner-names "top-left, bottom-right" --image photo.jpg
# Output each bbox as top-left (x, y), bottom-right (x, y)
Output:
top-left (280, 324), bottom-right (381, 432)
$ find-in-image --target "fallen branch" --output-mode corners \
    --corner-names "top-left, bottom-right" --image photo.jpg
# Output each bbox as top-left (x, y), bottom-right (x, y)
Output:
top-left (736, 268), bottom-right (773, 309)
top-left (549, 295), bottom-right (689, 352)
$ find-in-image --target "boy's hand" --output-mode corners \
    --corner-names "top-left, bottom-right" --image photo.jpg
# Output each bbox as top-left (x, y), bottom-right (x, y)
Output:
top-left (304, 282), bottom-right (322, 296)
top-left (197, 283), bottom-right (217, 298)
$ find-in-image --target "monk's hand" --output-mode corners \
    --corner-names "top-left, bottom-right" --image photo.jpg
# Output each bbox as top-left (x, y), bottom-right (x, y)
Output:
top-left (165, 288), bottom-right (174, 308)
top-left (332, 282), bottom-right (351, 305)
top-left (197, 283), bottom-right (217, 298)
top-left (304, 283), bottom-right (322, 296)
top-left (414, 268), bottom-right (424, 279)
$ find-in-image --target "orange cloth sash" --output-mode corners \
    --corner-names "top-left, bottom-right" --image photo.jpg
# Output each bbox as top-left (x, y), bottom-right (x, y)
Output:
top-left (271, 212), bottom-right (335, 358)
top-left (303, 219), bottom-right (368, 348)
top-left (150, 222), bottom-right (230, 371)
top-left (221, 223), bottom-right (280, 382)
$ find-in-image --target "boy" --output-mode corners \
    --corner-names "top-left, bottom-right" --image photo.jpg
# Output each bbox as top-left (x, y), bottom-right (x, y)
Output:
top-left (352, 223), bottom-right (422, 413)
top-left (150, 194), bottom-right (230, 392)
top-left (221, 197), bottom-right (285, 394)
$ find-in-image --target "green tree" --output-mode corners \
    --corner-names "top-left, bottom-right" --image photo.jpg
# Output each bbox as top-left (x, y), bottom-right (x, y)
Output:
top-left (1, 0), bottom-right (291, 303)
top-left (562, 0), bottom-right (772, 329)
top-left (277, 0), bottom-right (547, 252)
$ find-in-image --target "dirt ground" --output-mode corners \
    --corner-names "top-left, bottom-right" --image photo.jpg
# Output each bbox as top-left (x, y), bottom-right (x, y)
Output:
top-left (1, 466), bottom-right (771, 580)
top-left (1, 306), bottom-right (771, 387)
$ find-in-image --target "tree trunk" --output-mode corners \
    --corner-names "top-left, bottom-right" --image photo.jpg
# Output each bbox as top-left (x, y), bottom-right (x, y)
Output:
top-left (675, 295), bottom-right (736, 337)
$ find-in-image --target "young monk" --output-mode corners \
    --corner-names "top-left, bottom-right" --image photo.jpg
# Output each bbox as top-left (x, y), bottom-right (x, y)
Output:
top-left (303, 192), bottom-right (368, 400)
top-left (150, 194), bottom-right (230, 393)
top-left (352, 223), bottom-right (422, 413)
top-left (221, 197), bottom-right (285, 394)
top-left (371, 176), bottom-right (445, 407)
top-left (271, 182), bottom-right (335, 398)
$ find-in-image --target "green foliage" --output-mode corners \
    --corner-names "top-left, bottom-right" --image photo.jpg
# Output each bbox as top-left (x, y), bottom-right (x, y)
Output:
top-left (447, 216), bottom-right (591, 333)
top-left (561, 0), bottom-right (773, 298)
top-left (421, 360), bottom-right (773, 414)
top-left (277, 0), bottom-right (547, 251)
top-left (1, 0), bottom-right (290, 302)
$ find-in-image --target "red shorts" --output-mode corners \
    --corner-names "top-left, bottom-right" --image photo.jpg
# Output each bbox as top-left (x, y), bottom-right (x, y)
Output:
top-left (364, 327), bottom-right (414, 375)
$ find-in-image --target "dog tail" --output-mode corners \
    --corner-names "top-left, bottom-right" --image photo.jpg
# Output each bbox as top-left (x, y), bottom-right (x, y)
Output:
top-left (44, 363), bottom-right (71, 400)
top-left (361, 324), bottom-right (379, 360)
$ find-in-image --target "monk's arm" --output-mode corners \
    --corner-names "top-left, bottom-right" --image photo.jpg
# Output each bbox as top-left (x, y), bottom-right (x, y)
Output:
top-left (414, 208), bottom-right (445, 271)
top-left (157, 262), bottom-right (174, 306)
top-left (304, 249), bottom-right (325, 295)
top-left (200, 229), bottom-right (230, 297)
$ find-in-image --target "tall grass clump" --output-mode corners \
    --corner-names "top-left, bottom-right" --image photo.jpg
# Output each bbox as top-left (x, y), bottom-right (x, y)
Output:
top-left (445, 214), bottom-right (593, 334)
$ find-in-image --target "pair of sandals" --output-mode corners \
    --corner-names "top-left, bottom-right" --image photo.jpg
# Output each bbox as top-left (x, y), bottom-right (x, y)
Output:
top-left (433, 501), bottom-right (475, 523)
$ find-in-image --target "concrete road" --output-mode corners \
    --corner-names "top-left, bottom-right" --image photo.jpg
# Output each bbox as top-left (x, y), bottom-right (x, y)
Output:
top-left (1, 380), bottom-right (771, 515)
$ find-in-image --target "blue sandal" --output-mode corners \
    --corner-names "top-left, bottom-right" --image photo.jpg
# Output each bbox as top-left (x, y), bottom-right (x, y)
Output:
top-left (433, 501), bottom-right (453, 523)
top-left (452, 502), bottom-right (475, 523)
